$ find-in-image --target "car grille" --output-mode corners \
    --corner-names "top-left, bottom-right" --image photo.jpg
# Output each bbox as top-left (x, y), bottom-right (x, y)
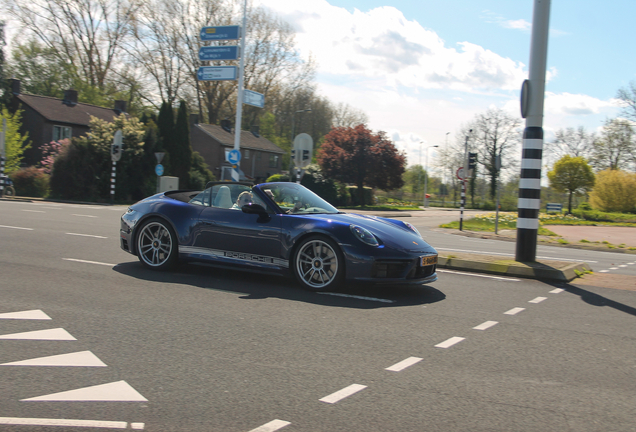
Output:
top-left (409, 264), bottom-right (436, 279)
top-left (372, 260), bottom-right (410, 278)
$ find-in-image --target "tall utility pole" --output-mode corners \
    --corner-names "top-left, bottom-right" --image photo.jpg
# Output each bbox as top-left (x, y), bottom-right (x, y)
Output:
top-left (424, 145), bottom-right (438, 207)
top-left (516, 0), bottom-right (551, 262)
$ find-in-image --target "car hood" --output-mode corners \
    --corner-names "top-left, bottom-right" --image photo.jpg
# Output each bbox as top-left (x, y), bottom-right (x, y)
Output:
top-left (303, 212), bottom-right (436, 254)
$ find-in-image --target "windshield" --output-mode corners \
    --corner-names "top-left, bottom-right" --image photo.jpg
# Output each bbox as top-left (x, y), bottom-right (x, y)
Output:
top-left (256, 183), bottom-right (339, 215)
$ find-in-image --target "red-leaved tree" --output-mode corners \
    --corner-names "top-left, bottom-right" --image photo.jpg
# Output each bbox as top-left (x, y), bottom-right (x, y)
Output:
top-left (317, 124), bottom-right (406, 205)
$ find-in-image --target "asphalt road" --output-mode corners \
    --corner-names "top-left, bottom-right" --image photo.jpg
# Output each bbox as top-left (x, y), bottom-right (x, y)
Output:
top-left (1, 200), bottom-right (635, 431)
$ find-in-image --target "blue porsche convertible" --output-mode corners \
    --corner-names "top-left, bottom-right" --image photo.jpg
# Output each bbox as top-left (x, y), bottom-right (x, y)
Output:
top-left (120, 182), bottom-right (438, 291)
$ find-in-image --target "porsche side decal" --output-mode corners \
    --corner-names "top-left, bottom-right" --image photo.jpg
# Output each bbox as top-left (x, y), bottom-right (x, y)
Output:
top-left (179, 246), bottom-right (289, 268)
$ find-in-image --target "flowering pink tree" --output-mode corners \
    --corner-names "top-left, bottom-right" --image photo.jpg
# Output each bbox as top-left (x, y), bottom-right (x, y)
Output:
top-left (39, 139), bottom-right (70, 174)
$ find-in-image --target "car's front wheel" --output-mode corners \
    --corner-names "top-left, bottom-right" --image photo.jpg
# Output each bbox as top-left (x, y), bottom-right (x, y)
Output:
top-left (136, 218), bottom-right (178, 270)
top-left (293, 236), bottom-right (343, 291)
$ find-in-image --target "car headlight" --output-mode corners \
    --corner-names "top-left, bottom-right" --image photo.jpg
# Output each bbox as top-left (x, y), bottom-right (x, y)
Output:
top-left (350, 225), bottom-right (379, 246)
top-left (404, 222), bottom-right (422, 238)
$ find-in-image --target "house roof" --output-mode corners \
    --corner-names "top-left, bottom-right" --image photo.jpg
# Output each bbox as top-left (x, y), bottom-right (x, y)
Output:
top-left (15, 93), bottom-right (122, 126)
top-left (195, 123), bottom-right (284, 154)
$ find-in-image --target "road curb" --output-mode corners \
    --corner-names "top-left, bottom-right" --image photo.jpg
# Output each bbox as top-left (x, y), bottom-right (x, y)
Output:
top-left (438, 253), bottom-right (591, 282)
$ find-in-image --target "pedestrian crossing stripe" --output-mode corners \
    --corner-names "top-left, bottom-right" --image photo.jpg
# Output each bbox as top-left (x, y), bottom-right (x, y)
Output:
top-left (0, 310), bottom-right (51, 320)
top-left (21, 380), bottom-right (148, 402)
top-left (0, 328), bottom-right (76, 340)
top-left (1, 351), bottom-right (106, 367)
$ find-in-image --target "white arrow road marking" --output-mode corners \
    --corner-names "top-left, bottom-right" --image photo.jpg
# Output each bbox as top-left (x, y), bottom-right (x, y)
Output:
top-left (1, 351), bottom-right (106, 367)
top-left (319, 384), bottom-right (367, 404)
top-left (248, 419), bottom-right (291, 432)
top-left (21, 380), bottom-right (148, 402)
top-left (0, 328), bottom-right (76, 340)
top-left (0, 309), bottom-right (51, 320)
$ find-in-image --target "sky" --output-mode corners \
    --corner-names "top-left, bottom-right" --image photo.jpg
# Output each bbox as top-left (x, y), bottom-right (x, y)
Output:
top-left (254, 0), bottom-right (636, 169)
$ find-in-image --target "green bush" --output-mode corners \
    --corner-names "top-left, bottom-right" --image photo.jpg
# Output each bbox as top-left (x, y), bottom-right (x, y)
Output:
top-left (10, 167), bottom-right (50, 197)
top-left (578, 202), bottom-right (592, 210)
top-left (347, 185), bottom-right (374, 206)
top-left (266, 173), bottom-right (290, 182)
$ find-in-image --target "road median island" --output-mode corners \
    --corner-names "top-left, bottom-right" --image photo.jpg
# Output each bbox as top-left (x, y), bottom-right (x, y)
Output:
top-left (438, 251), bottom-right (591, 282)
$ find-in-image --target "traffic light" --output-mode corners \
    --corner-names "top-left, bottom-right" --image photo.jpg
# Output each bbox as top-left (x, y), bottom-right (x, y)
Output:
top-left (468, 152), bottom-right (477, 170)
top-left (302, 149), bottom-right (310, 161)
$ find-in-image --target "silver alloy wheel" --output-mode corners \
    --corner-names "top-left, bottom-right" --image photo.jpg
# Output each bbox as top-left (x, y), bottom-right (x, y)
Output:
top-left (295, 239), bottom-right (339, 289)
top-left (137, 221), bottom-right (174, 267)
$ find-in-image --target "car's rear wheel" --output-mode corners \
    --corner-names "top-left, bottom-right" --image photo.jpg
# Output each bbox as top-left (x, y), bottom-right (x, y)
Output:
top-left (136, 218), bottom-right (178, 270)
top-left (293, 236), bottom-right (343, 291)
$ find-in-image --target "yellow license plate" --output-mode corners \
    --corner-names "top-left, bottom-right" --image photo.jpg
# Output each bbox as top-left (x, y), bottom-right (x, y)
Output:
top-left (421, 255), bottom-right (438, 266)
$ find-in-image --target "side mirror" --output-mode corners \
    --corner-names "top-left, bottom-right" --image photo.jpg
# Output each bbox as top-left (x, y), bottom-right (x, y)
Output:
top-left (242, 203), bottom-right (269, 218)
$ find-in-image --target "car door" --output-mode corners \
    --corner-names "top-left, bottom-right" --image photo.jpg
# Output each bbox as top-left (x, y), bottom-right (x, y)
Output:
top-left (191, 185), bottom-right (283, 268)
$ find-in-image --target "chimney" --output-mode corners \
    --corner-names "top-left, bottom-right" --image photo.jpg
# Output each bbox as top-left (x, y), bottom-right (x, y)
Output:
top-left (251, 125), bottom-right (260, 137)
top-left (220, 119), bottom-right (232, 133)
top-left (114, 100), bottom-right (127, 114)
top-left (9, 79), bottom-right (20, 95)
top-left (189, 113), bottom-right (199, 126)
top-left (63, 89), bottom-right (78, 106)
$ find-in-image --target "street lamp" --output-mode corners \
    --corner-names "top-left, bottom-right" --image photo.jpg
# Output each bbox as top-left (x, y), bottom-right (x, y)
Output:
top-left (423, 145), bottom-right (438, 207)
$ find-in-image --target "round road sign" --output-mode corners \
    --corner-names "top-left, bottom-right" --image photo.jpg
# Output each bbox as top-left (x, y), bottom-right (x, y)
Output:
top-left (155, 164), bottom-right (164, 176)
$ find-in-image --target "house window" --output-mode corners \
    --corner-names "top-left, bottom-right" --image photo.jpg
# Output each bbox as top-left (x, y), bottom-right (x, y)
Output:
top-left (244, 149), bottom-right (250, 159)
top-left (269, 154), bottom-right (279, 168)
top-left (53, 126), bottom-right (72, 141)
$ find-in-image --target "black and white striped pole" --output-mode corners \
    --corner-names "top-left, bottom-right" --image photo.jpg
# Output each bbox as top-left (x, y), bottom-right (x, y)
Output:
top-left (458, 129), bottom-right (472, 231)
top-left (516, 0), bottom-right (551, 262)
top-left (0, 119), bottom-right (6, 196)
top-left (110, 130), bottom-right (123, 204)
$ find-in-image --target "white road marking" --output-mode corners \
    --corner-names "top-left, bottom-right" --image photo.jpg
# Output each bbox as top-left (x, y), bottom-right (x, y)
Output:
top-left (618, 265), bottom-right (628, 267)
top-left (628, 262), bottom-right (635, 265)
top-left (1, 350), bottom-right (106, 367)
top-left (504, 307), bottom-right (525, 315)
top-left (22, 380), bottom-right (148, 402)
top-left (319, 384), bottom-right (367, 404)
top-left (529, 297), bottom-right (547, 304)
top-left (473, 321), bottom-right (498, 331)
top-left (66, 232), bottom-right (108, 239)
top-left (549, 288), bottom-right (564, 294)
top-left (0, 224), bottom-right (33, 230)
top-left (131, 423), bottom-right (145, 430)
top-left (317, 292), bottom-right (394, 303)
top-left (63, 258), bottom-right (116, 267)
top-left (435, 336), bottom-right (465, 348)
top-left (21, 209), bottom-right (45, 213)
top-left (248, 419), bottom-right (291, 432)
top-left (0, 309), bottom-right (51, 320)
top-left (0, 328), bottom-right (76, 340)
top-left (598, 270), bottom-right (610, 273)
top-left (437, 248), bottom-right (597, 263)
top-left (385, 357), bottom-right (423, 372)
top-left (609, 267), bottom-right (619, 270)
top-left (437, 269), bottom-right (520, 281)
top-left (72, 214), bottom-right (98, 218)
top-left (0, 417), bottom-right (129, 429)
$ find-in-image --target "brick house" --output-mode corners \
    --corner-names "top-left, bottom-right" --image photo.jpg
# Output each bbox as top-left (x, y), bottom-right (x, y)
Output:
top-left (8, 79), bottom-right (126, 166)
top-left (190, 118), bottom-right (285, 183)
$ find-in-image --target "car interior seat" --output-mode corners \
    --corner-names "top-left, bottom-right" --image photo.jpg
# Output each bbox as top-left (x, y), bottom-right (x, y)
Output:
top-left (214, 186), bottom-right (233, 208)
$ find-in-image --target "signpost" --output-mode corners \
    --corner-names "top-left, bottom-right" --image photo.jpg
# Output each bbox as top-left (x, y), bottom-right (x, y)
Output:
top-left (200, 26), bottom-right (241, 41)
top-left (293, 133), bottom-right (313, 184)
top-left (197, 66), bottom-right (238, 81)
top-left (198, 46), bottom-right (239, 61)
top-left (227, 149), bottom-right (241, 182)
top-left (243, 89), bottom-right (264, 108)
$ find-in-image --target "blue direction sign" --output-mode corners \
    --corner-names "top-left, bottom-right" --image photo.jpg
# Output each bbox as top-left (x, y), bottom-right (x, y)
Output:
top-left (244, 89), bottom-right (265, 108)
top-left (197, 66), bottom-right (237, 81)
top-left (199, 46), bottom-right (239, 61)
top-left (200, 26), bottom-right (241, 41)
top-left (155, 164), bottom-right (164, 176)
top-left (227, 149), bottom-right (241, 164)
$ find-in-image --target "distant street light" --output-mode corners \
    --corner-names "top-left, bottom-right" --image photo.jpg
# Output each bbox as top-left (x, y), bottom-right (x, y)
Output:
top-left (423, 144), bottom-right (439, 207)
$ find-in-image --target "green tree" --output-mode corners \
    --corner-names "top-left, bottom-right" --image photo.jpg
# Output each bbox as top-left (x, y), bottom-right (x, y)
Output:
top-left (547, 155), bottom-right (595, 214)
top-left (0, 21), bottom-right (10, 108)
top-left (588, 170), bottom-right (636, 213)
top-left (0, 107), bottom-right (31, 173)
top-left (592, 118), bottom-right (635, 171)
top-left (317, 124), bottom-right (406, 205)
top-left (157, 101), bottom-right (175, 173)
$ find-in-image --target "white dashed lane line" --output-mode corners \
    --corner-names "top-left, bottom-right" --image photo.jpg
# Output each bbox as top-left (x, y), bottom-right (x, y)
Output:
top-left (66, 233), bottom-right (108, 239)
top-left (435, 336), bottom-right (465, 348)
top-left (437, 269), bottom-right (520, 281)
top-left (473, 321), bottom-right (498, 331)
top-left (504, 307), bottom-right (525, 315)
top-left (317, 292), bottom-right (394, 303)
top-left (550, 288), bottom-right (564, 294)
top-left (385, 357), bottom-right (423, 372)
top-left (72, 214), bottom-right (98, 218)
top-left (319, 384), bottom-right (367, 404)
top-left (21, 209), bottom-right (45, 213)
top-left (0, 225), bottom-right (33, 231)
top-left (63, 258), bottom-right (116, 267)
top-left (528, 296), bottom-right (547, 304)
top-left (0, 418), bottom-right (143, 430)
top-left (247, 419), bottom-right (291, 432)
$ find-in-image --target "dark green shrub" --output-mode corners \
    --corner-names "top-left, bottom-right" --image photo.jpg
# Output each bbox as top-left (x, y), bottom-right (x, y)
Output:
top-left (266, 173), bottom-right (290, 182)
top-left (10, 167), bottom-right (50, 197)
top-left (578, 202), bottom-right (592, 210)
top-left (347, 186), bottom-right (374, 206)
